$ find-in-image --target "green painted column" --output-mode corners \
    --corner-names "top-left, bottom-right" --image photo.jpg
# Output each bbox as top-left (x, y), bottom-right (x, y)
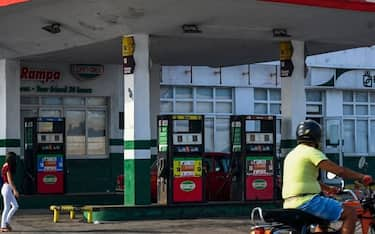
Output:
top-left (0, 59), bottom-right (21, 160)
top-left (122, 35), bottom-right (151, 205)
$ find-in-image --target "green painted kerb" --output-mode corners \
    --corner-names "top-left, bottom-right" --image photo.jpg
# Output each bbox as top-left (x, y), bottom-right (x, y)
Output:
top-left (0, 139), bottom-right (20, 147)
top-left (86, 201), bottom-right (282, 221)
top-left (124, 140), bottom-right (152, 150)
top-left (124, 159), bottom-right (151, 205)
top-left (280, 139), bottom-right (297, 149)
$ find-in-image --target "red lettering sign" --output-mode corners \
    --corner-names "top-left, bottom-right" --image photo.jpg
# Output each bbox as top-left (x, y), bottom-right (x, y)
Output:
top-left (260, 0), bottom-right (375, 12)
top-left (20, 67), bottom-right (61, 83)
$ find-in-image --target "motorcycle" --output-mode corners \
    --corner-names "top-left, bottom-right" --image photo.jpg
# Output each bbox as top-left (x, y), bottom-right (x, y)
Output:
top-left (249, 184), bottom-right (375, 234)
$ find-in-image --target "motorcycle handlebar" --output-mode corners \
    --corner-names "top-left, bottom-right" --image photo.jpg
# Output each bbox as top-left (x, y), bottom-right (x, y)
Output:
top-left (354, 180), bottom-right (374, 187)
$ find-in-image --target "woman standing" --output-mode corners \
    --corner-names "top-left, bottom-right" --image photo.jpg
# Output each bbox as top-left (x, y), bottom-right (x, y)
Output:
top-left (1, 152), bottom-right (19, 232)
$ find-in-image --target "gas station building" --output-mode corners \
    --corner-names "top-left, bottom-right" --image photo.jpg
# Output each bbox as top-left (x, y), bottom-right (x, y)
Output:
top-left (1, 0), bottom-right (375, 211)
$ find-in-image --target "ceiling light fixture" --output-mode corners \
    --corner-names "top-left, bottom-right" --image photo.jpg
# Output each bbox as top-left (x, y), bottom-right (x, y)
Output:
top-left (42, 23), bottom-right (61, 34)
top-left (182, 24), bottom-right (202, 34)
top-left (272, 28), bottom-right (291, 38)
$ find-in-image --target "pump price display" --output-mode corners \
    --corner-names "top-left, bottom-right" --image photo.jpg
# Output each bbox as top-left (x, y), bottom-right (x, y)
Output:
top-left (173, 158), bottom-right (202, 177)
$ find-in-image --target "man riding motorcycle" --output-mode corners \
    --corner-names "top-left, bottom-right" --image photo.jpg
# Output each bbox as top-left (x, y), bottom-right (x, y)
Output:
top-left (282, 119), bottom-right (373, 234)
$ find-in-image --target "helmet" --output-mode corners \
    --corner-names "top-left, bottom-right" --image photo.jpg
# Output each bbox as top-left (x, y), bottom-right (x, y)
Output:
top-left (296, 119), bottom-right (322, 144)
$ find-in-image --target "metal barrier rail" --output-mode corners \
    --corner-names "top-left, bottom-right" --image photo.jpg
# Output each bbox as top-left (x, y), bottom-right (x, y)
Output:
top-left (49, 205), bottom-right (93, 223)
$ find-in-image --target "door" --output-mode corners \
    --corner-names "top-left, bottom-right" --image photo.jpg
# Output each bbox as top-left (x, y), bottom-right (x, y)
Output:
top-left (324, 117), bottom-right (343, 166)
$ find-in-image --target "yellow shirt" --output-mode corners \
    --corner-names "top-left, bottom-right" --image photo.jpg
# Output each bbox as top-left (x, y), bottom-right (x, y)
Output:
top-left (282, 144), bottom-right (327, 208)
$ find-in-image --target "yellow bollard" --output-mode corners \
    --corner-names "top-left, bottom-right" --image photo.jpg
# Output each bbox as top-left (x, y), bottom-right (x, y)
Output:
top-left (70, 210), bottom-right (75, 219)
top-left (53, 208), bottom-right (59, 223)
top-left (50, 205), bottom-right (94, 224)
top-left (86, 210), bottom-right (93, 223)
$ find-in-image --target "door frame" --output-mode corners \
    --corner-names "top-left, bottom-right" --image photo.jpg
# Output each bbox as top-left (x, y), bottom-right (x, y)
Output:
top-left (323, 116), bottom-right (343, 166)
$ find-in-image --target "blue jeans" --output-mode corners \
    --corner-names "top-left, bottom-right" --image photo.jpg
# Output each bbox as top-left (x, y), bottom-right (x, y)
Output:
top-left (298, 195), bottom-right (343, 221)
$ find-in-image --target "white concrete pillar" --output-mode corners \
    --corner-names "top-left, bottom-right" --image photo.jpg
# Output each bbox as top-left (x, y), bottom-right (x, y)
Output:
top-left (122, 34), bottom-right (151, 205)
top-left (280, 40), bottom-right (306, 155)
top-left (0, 59), bottom-right (20, 159)
top-left (150, 63), bottom-right (160, 159)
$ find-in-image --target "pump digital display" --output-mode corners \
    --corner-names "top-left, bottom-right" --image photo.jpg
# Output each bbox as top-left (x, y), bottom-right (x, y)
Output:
top-left (246, 133), bottom-right (273, 144)
top-left (38, 122), bottom-right (53, 132)
top-left (173, 133), bottom-right (202, 145)
top-left (246, 120), bottom-right (261, 132)
top-left (173, 119), bottom-right (202, 133)
top-left (174, 120), bottom-right (189, 132)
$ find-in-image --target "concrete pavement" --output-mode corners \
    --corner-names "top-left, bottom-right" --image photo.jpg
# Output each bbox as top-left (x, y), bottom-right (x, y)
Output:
top-left (10, 209), bottom-right (252, 233)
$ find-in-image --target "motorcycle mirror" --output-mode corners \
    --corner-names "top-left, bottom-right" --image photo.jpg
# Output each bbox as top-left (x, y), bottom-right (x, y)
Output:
top-left (358, 156), bottom-right (367, 169)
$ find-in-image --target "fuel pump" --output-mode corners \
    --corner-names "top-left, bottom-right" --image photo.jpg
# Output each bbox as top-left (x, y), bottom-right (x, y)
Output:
top-left (229, 116), bottom-right (244, 201)
top-left (230, 115), bottom-right (276, 201)
top-left (24, 117), bottom-right (65, 194)
top-left (157, 115), bottom-right (204, 204)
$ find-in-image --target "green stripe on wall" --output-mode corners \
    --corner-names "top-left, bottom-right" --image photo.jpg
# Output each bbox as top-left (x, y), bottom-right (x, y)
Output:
top-left (0, 139), bottom-right (20, 147)
top-left (109, 139), bottom-right (123, 146)
top-left (124, 140), bottom-right (152, 150)
top-left (280, 139), bottom-right (297, 149)
top-left (124, 159), bottom-right (151, 205)
top-left (109, 153), bottom-right (123, 157)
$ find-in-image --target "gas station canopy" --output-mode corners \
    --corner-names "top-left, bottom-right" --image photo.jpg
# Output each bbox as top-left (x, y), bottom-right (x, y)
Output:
top-left (1, 0), bottom-right (375, 66)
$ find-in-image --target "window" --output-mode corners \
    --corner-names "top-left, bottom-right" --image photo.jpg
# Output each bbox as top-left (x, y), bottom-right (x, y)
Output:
top-left (160, 86), bottom-right (233, 152)
top-left (342, 91), bottom-right (375, 155)
top-left (306, 89), bottom-right (323, 116)
top-left (87, 110), bottom-right (106, 155)
top-left (254, 88), bottom-right (281, 115)
top-left (343, 91), bottom-right (374, 116)
top-left (66, 110), bottom-right (86, 156)
top-left (215, 118), bottom-right (230, 152)
top-left (21, 96), bottom-right (108, 159)
top-left (41, 96), bottom-right (62, 105)
top-left (253, 88), bottom-right (324, 155)
top-left (253, 88), bottom-right (282, 154)
top-left (204, 118), bottom-right (214, 152)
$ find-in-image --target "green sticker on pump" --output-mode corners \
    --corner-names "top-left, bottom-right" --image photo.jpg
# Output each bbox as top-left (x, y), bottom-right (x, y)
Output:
top-left (43, 175), bottom-right (57, 184)
top-left (252, 179), bottom-right (267, 190)
top-left (180, 180), bottom-right (196, 192)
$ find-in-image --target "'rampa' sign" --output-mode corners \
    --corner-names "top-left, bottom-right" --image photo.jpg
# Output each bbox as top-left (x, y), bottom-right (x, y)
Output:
top-left (71, 64), bottom-right (104, 80)
top-left (21, 67), bottom-right (61, 83)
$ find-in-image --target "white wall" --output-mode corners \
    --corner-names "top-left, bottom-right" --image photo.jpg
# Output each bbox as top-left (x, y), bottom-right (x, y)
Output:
top-left (20, 62), bottom-right (124, 140)
top-left (307, 46), bottom-right (375, 69)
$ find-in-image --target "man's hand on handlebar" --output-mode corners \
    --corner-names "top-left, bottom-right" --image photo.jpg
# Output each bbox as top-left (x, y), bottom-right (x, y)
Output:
top-left (362, 175), bottom-right (373, 186)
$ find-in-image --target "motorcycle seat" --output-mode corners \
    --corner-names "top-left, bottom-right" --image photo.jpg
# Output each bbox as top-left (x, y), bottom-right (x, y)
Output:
top-left (263, 209), bottom-right (330, 228)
